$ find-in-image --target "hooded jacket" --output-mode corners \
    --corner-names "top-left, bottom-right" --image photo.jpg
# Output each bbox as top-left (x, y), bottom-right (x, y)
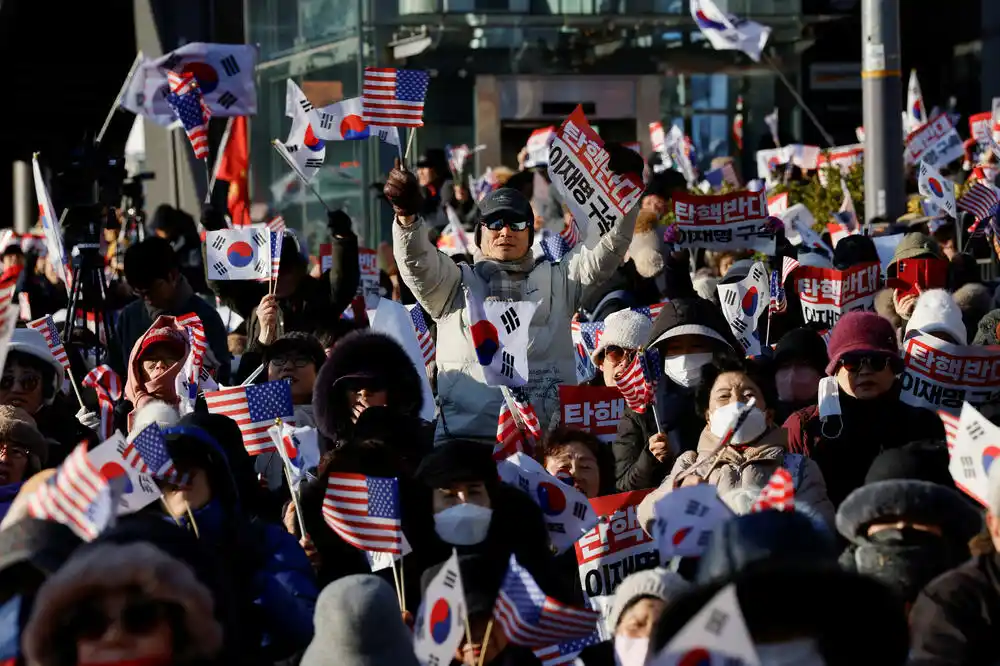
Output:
top-left (612, 298), bottom-right (741, 492)
top-left (393, 206), bottom-right (637, 443)
top-left (123, 315), bottom-right (189, 431)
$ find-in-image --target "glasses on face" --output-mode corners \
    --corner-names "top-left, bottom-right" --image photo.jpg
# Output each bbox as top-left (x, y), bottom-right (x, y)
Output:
top-left (269, 355), bottom-right (312, 369)
top-left (0, 444), bottom-right (28, 460)
top-left (604, 346), bottom-right (633, 364)
top-left (68, 598), bottom-right (173, 640)
top-left (838, 354), bottom-right (891, 373)
top-left (0, 373), bottom-right (41, 393)
top-left (482, 217), bottom-right (530, 233)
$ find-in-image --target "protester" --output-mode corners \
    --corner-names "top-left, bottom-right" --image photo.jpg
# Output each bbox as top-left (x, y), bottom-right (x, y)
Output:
top-left (0, 406), bottom-right (49, 520)
top-left (537, 426), bottom-right (613, 498)
top-left (771, 327), bottom-right (828, 423)
top-left (589, 308), bottom-right (652, 389)
top-left (149, 204), bottom-right (210, 295)
top-left (121, 314), bottom-right (189, 431)
top-left (904, 289), bottom-right (967, 344)
top-left (883, 232), bottom-right (945, 325)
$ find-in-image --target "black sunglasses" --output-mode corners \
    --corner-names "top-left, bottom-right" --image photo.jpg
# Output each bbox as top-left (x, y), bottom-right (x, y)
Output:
top-left (838, 354), bottom-right (891, 373)
top-left (482, 217), bottom-right (530, 232)
top-left (68, 598), bottom-right (174, 640)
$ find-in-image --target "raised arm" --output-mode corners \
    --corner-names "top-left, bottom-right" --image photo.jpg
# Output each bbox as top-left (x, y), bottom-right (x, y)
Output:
top-left (564, 204), bottom-right (637, 288)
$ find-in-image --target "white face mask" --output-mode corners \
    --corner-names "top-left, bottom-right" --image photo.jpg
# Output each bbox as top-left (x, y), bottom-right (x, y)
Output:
top-left (662, 352), bottom-right (713, 388)
top-left (613, 635), bottom-right (649, 666)
top-left (756, 638), bottom-right (826, 666)
top-left (708, 401), bottom-right (768, 444)
top-left (433, 503), bottom-right (493, 546)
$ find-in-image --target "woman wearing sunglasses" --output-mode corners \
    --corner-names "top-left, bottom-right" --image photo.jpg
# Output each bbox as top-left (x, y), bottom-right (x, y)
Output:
top-left (784, 312), bottom-right (946, 507)
top-left (384, 147), bottom-right (645, 445)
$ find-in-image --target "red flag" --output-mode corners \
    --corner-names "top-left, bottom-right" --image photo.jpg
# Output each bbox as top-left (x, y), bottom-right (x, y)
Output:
top-left (216, 116), bottom-right (251, 227)
top-left (750, 468), bottom-right (795, 512)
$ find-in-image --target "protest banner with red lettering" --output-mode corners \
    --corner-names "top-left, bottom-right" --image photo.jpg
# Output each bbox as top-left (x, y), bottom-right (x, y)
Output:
top-left (548, 106), bottom-right (644, 242)
top-left (900, 335), bottom-right (1000, 415)
top-left (817, 144), bottom-right (864, 186)
top-left (671, 191), bottom-right (775, 254)
top-left (559, 385), bottom-right (625, 443)
top-left (574, 489), bottom-right (657, 639)
top-left (524, 126), bottom-right (555, 168)
top-left (357, 247), bottom-right (379, 307)
top-left (794, 261), bottom-right (881, 328)
top-left (970, 112), bottom-right (992, 145)
top-left (905, 115), bottom-right (964, 168)
top-left (766, 192), bottom-right (788, 217)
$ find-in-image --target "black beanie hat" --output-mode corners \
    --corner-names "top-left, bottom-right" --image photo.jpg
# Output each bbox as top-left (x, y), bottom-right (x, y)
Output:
top-left (773, 327), bottom-right (829, 374)
top-left (414, 439), bottom-right (497, 488)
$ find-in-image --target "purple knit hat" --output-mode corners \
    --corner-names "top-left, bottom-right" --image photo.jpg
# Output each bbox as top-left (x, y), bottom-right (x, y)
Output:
top-left (824, 312), bottom-right (900, 375)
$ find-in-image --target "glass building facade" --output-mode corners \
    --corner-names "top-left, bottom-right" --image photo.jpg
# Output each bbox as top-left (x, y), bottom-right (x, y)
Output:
top-left (245, 0), bottom-right (840, 247)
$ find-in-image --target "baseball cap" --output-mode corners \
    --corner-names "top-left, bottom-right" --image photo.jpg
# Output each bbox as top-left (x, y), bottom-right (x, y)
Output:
top-left (477, 188), bottom-right (533, 222)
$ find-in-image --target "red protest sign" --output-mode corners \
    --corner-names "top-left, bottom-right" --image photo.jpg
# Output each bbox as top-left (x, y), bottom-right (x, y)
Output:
top-left (558, 385), bottom-right (625, 442)
top-left (794, 261), bottom-right (881, 328)
top-left (671, 190), bottom-right (774, 254)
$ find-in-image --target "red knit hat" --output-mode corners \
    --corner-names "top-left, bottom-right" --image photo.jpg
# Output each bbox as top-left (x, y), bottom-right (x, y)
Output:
top-left (137, 327), bottom-right (188, 361)
top-left (824, 312), bottom-right (900, 376)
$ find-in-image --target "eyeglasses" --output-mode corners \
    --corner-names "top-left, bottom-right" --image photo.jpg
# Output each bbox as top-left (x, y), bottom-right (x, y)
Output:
top-left (268, 355), bottom-right (312, 369)
top-left (0, 444), bottom-right (28, 460)
top-left (68, 598), bottom-right (173, 640)
top-left (0, 373), bottom-right (41, 393)
top-left (838, 354), bottom-right (892, 373)
top-left (482, 217), bottom-right (530, 232)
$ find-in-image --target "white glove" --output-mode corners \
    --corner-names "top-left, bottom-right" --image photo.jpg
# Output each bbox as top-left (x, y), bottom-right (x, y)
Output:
top-left (76, 407), bottom-right (102, 431)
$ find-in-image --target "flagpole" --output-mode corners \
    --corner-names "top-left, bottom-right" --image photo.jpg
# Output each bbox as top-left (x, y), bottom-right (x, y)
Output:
top-left (96, 51), bottom-right (145, 147)
top-left (404, 127), bottom-right (417, 166)
top-left (270, 140), bottom-right (332, 212)
top-left (205, 116), bottom-right (236, 204)
top-left (202, 159), bottom-right (213, 204)
top-left (763, 53), bottom-right (835, 148)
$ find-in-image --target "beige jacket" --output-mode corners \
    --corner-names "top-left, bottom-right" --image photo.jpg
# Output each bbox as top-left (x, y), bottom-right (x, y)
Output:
top-left (637, 426), bottom-right (836, 532)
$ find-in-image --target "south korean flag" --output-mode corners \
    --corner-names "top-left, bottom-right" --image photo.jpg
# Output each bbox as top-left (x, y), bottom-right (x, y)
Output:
top-left (465, 287), bottom-right (537, 388)
top-left (496, 453), bottom-right (598, 555)
top-left (206, 228), bottom-right (271, 281)
top-left (274, 80), bottom-right (326, 183)
top-left (650, 584), bottom-right (759, 666)
top-left (716, 260), bottom-right (768, 357)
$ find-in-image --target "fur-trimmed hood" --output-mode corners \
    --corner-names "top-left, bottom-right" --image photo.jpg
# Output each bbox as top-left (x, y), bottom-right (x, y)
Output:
top-left (23, 541), bottom-right (223, 665)
top-left (313, 331), bottom-right (425, 443)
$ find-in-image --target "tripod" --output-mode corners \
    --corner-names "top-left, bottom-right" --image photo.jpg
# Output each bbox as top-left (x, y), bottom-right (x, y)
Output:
top-left (63, 243), bottom-right (116, 368)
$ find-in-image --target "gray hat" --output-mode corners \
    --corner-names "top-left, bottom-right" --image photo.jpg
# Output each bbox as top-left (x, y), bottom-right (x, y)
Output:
top-left (0, 405), bottom-right (50, 472)
top-left (604, 567), bottom-right (690, 635)
top-left (301, 574), bottom-right (419, 666)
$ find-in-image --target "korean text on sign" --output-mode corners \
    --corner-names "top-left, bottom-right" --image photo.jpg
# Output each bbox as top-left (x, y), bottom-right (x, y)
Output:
top-left (900, 334), bottom-right (1000, 415)
top-left (905, 115), bottom-right (964, 168)
top-left (794, 261), bottom-right (880, 328)
top-left (559, 385), bottom-right (625, 443)
top-left (548, 106), bottom-right (643, 241)
top-left (671, 190), bottom-right (775, 254)
top-left (358, 247), bottom-right (380, 306)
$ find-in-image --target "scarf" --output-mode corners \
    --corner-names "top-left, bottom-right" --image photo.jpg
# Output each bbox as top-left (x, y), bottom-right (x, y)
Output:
top-left (125, 316), bottom-right (189, 430)
top-left (144, 274), bottom-right (194, 320)
top-left (473, 254), bottom-right (538, 302)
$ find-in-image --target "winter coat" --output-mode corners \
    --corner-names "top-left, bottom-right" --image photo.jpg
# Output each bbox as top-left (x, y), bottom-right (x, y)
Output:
top-left (612, 298), bottom-right (742, 492)
top-left (394, 208), bottom-right (637, 443)
top-left (112, 275), bottom-right (231, 384)
top-left (33, 396), bottom-right (99, 466)
top-left (909, 553), bottom-right (1000, 666)
top-left (636, 427), bottom-right (836, 532)
top-left (783, 384), bottom-right (946, 507)
top-left (0, 482), bottom-right (23, 523)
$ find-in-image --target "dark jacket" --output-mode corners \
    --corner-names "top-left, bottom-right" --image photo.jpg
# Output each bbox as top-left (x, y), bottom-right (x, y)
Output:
top-left (34, 396), bottom-right (100, 465)
top-left (909, 553), bottom-right (1000, 666)
top-left (783, 384), bottom-right (946, 507)
top-left (112, 275), bottom-right (231, 384)
top-left (612, 298), bottom-right (741, 492)
top-left (0, 482), bottom-right (23, 523)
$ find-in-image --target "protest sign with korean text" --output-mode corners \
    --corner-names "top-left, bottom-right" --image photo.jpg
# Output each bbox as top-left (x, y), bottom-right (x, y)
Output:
top-left (905, 115), bottom-right (964, 168)
top-left (574, 489), bottom-right (657, 638)
top-left (971, 112), bottom-right (993, 145)
top-left (717, 261), bottom-right (768, 356)
top-left (548, 106), bottom-right (644, 242)
top-left (525, 126), bottom-right (556, 168)
top-left (901, 335), bottom-right (1000, 415)
top-left (794, 261), bottom-right (880, 328)
top-left (817, 143), bottom-right (864, 186)
top-left (358, 247), bottom-right (380, 307)
top-left (559, 385), bottom-right (626, 443)
top-left (671, 191), bottom-right (775, 254)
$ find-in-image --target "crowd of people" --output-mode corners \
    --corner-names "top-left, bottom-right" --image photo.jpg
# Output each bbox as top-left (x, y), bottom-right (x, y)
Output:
top-left (0, 139), bottom-right (999, 666)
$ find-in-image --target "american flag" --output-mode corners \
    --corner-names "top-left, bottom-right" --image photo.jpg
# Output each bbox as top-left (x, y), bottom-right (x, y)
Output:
top-left (406, 304), bottom-right (436, 365)
top-left (174, 312), bottom-right (206, 402)
top-left (81, 365), bottom-right (123, 441)
top-left (750, 468), bottom-right (795, 512)
top-left (533, 632), bottom-right (601, 666)
top-left (632, 300), bottom-right (667, 323)
top-left (362, 67), bottom-right (430, 127)
top-left (27, 315), bottom-right (71, 382)
top-left (768, 257), bottom-right (799, 316)
top-left (938, 410), bottom-right (959, 450)
top-left (958, 181), bottom-right (1000, 232)
top-left (540, 220), bottom-right (581, 263)
top-left (493, 555), bottom-right (600, 647)
top-left (204, 380), bottom-right (295, 455)
top-left (703, 163), bottom-right (741, 190)
top-left (165, 71), bottom-right (211, 160)
top-left (614, 348), bottom-right (659, 414)
top-left (471, 168), bottom-right (499, 203)
top-left (322, 473), bottom-right (402, 553)
top-left (27, 442), bottom-right (112, 541)
top-left (122, 422), bottom-right (184, 485)
top-left (495, 388), bottom-right (543, 461)
top-left (267, 217), bottom-right (286, 279)
top-left (577, 321), bottom-right (604, 357)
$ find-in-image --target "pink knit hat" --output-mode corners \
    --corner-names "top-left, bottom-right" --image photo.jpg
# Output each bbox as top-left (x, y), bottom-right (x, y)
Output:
top-left (824, 312), bottom-right (900, 375)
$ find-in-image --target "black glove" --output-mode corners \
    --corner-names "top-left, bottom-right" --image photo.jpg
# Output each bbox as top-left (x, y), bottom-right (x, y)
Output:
top-left (201, 205), bottom-right (228, 232)
top-left (327, 209), bottom-right (353, 237)
top-left (383, 158), bottom-right (424, 218)
top-left (606, 143), bottom-right (645, 182)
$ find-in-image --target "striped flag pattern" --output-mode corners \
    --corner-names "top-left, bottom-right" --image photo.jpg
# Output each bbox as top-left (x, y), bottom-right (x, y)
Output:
top-left (957, 181), bottom-right (1000, 223)
top-left (750, 468), bottom-right (795, 512)
top-left (204, 380), bottom-right (295, 455)
top-left (174, 312), bottom-right (206, 403)
top-left (493, 555), bottom-right (600, 647)
top-left (165, 71), bottom-right (211, 160)
top-left (938, 410), bottom-right (959, 450)
top-left (614, 348), bottom-right (659, 414)
top-left (533, 633), bottom-right (601, 666)
top-left (81, 365), bottom-right (123, 441)
top-left (122, 423), bottom-right (184, 484)
top-left (406, 304), bottom-right (436, 365)
top-left (267, 216), bottom-right (286, 279)
top-left (27, 315), bottom-right (71, 383)
top-left (323, 473), bottom-right (402, 553)
top-left (495, 388), bottom-right (543, 461)
top-left (27, 442), bottom-right (112, 541)
top-left (362, 67), bottom-right (430, 127)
